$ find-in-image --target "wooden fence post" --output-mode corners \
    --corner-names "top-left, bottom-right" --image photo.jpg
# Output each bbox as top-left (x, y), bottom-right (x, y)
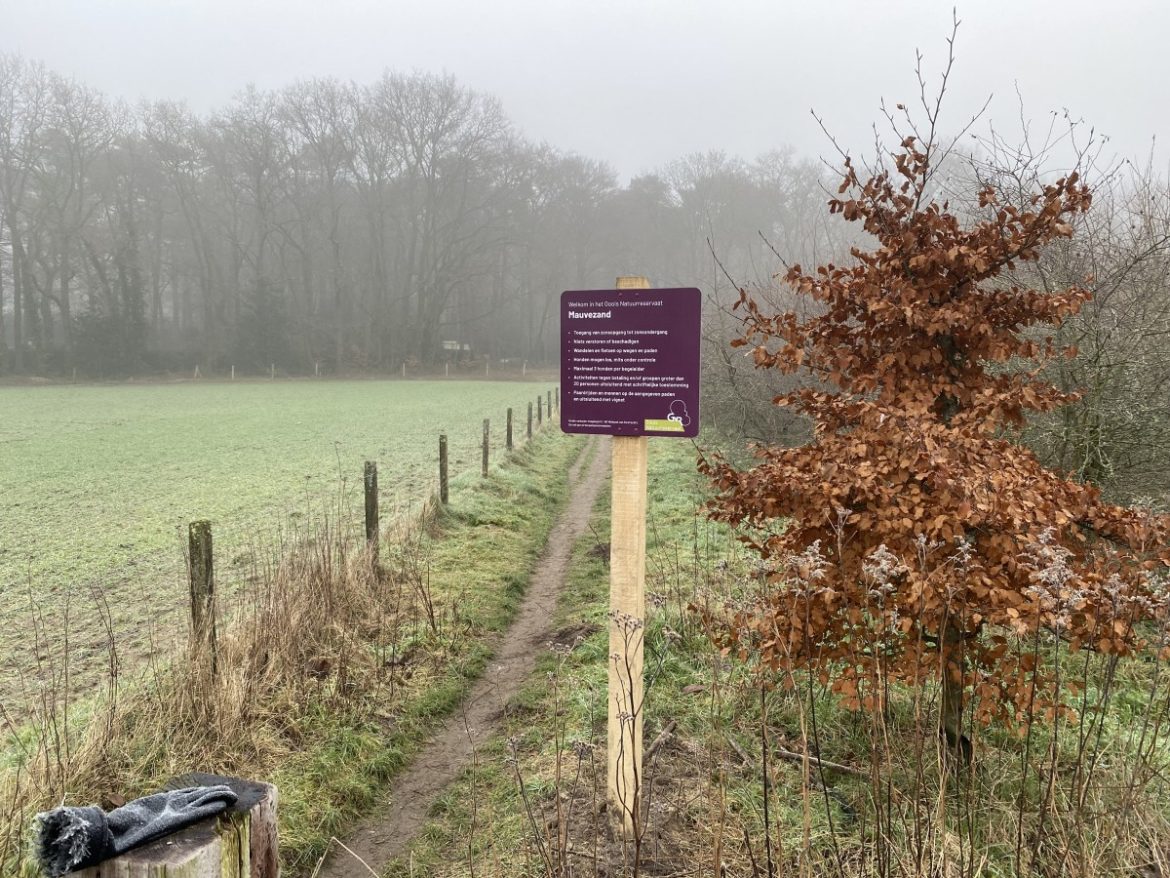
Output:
top-left (547, 389), bottom-right (552, 420)
top-left (537, 395), bottom-right (543, 426)
top-left (506, 407), bottom-right (514, 451)
top-left (482, 419), bottom-right (490, 477)
top-left (439, 434), bottom-right (449, 504)
top-left (188, 520), bottom-right (217, 674)
top-left (364, 461), bottom-right (379, 565)
top-left (527, 401), bottom-right (533, 439)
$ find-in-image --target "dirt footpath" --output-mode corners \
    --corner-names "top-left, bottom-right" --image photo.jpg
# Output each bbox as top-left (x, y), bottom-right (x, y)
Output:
top-left (317, 435), bottom-right (610, 878)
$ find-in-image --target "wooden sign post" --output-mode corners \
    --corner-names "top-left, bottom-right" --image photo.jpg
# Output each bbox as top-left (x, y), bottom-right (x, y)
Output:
top-left (608, 275), bottom-right (650, 838)
top-left (560, 276), bottom-right (701, 839)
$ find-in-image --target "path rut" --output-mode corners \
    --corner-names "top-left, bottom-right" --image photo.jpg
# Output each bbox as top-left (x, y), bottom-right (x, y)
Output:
top-left (316, 434), bottom-right (610, 878)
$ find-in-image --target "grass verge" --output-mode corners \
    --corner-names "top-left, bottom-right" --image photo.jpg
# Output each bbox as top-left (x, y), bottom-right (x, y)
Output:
top-left (392, 436), bottom-right (1170, 878)
top-left (0, 423), bottom-right (584, 878)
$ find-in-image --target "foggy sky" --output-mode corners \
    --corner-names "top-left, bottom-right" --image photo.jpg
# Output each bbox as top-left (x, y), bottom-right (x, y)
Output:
top-left (3, 0), bottom-right (1167, 178)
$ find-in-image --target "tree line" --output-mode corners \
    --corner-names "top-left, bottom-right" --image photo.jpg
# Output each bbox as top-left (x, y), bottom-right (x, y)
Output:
top-left (0, 54), bottom-right (839, 378)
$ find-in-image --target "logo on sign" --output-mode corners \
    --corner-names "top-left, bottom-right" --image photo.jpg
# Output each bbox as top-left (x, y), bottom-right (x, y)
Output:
top-left (644, 402), bottom-right (691, 433)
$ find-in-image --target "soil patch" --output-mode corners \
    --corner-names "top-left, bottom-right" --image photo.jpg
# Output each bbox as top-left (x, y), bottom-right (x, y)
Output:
top-left (316, 435), bottom-right (610, 878)
top-left (549, 621), bottom-right (603, 648)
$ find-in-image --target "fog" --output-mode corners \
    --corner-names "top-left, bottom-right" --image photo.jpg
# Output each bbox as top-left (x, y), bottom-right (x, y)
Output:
top-left (3, 0), bottom-right (1168, 178)
top-left (2, 0), bottom-right (1169, 492)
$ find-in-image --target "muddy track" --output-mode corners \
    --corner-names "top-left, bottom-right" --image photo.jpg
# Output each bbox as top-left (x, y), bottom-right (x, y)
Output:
top-left (316, 434), bottom-right (610, 878)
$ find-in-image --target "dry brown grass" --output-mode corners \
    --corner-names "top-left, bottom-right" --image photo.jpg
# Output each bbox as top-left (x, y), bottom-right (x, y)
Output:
top-left (0, 511), bottom-right (420, 877)
top-left (1, 420), bottom-right (579, 878)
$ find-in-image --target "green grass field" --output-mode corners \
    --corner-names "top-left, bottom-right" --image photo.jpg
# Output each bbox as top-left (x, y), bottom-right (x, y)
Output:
top-left (0, 379), bottom-right (556, 709)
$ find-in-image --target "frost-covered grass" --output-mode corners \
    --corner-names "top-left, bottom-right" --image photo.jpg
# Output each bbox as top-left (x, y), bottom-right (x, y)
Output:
top-left (0, 379), bottom-right (555, 710)
top-left (0, 423), bottom-right (582, 878)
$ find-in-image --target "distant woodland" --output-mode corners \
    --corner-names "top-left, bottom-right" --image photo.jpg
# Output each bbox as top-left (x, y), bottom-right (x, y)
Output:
top-left (0, 55), bottom-right (840, 378)
top-left (3, 55), bottom-right (1169, 501)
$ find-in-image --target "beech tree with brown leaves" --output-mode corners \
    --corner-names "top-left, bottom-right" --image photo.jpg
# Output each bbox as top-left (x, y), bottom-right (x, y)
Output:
top-left (701, 124), bottom-right (1170, 758)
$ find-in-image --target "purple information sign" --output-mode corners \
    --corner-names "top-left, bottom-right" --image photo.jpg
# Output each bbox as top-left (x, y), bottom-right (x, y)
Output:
top-left (560, 287), bottom-right (701, 438)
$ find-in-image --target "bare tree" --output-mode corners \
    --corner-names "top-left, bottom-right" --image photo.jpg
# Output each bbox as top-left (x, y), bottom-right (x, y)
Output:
top-left (281, 78), bottom-right (355, 368)
top-left (0, 56), bottom-right (51, 372)
top-left (962, 121), bottom-right (1170, 501)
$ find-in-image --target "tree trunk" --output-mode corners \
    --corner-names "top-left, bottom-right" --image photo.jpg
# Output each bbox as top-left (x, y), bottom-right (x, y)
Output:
top-left (150, 208), bottom-right (164, 334)
top-left (9, 222), bottom-right (24, 372)
top-left (0, 229), bottom-right (6, 372)
top-left (935, 356), bottom-right (971, 764)
top-left (333, 272), bottom-right (344, 371)
top-left (58, 244), bottom-right (74, 365)
top-left (939, 619), bottom-right (971, 765)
